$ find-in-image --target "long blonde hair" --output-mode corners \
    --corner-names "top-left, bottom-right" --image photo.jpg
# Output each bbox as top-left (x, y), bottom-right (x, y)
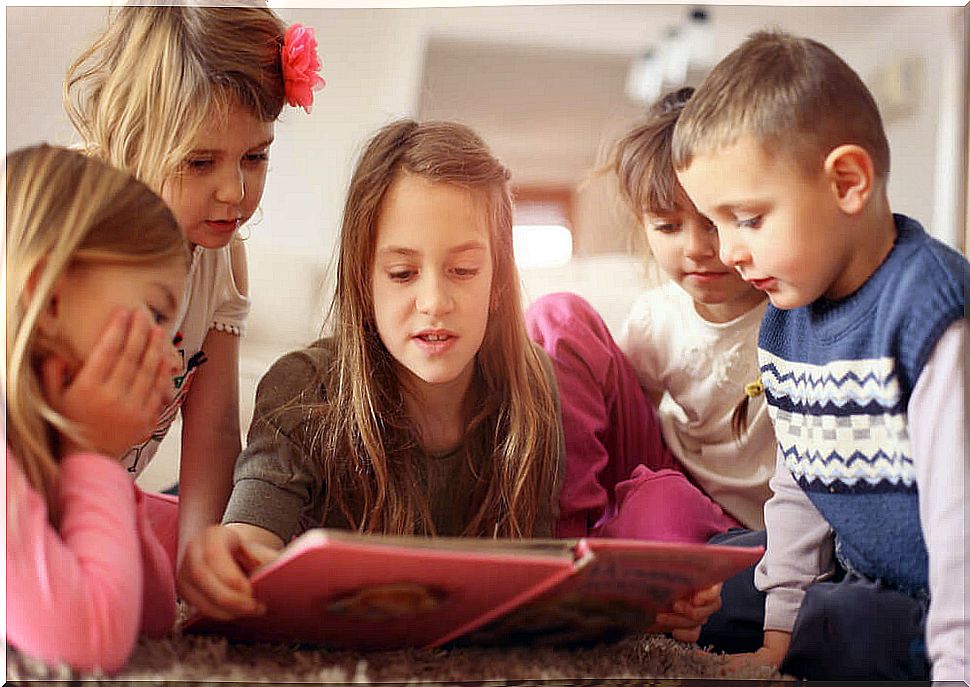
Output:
top-left (4, 144), bottom-right (187, 514)
top-left (300, 120), bottom-right (560, 537)
top-left (64, 3), bottom-right (286, 192)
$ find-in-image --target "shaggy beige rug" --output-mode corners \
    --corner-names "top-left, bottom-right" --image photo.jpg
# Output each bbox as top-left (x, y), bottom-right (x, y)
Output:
top-left (6, 631), bottom-right (789, 684)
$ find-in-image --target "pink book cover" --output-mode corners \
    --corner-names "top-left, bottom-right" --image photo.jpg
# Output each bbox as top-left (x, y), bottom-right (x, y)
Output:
top-left (184, 530), bottom-right (762, 650)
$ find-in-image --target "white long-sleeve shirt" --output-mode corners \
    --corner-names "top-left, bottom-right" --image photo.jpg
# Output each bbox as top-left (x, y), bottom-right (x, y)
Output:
top-left (755, 319), bottom-right (968, 682)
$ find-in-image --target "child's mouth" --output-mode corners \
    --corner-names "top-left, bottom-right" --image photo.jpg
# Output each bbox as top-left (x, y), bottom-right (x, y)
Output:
top-left (205, 219), bottom-right (241, 233)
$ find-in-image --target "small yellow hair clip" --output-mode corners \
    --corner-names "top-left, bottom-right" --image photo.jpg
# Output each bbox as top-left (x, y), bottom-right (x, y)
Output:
top-left (744, 378), bottom-right (764, 398)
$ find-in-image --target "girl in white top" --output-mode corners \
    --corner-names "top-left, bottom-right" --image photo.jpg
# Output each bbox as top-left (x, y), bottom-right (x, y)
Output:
top-left (613, 87), bottom-right (774, 530)
top-left (63, 5), bottom-right (325, 573)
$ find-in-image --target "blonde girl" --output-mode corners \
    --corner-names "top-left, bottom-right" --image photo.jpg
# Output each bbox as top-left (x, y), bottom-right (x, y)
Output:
top-left (5, 144), bottom-right (189, 673)
top-left (178, 121), bottom-right (724, 643)
top-left (63, 4), bottom-right (324, 572)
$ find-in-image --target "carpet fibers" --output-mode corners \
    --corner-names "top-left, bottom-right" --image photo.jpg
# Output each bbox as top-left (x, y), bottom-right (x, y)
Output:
top-left (7, 630), bottom-right (791, 685)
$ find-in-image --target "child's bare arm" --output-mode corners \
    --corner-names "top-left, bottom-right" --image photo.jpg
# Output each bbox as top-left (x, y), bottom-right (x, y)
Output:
top-left (725, 629), bottom-right (791, 669)
top-left (176, 328), bottom-right (242, 566)
top-left (177, 523), bottom-right (282, 621)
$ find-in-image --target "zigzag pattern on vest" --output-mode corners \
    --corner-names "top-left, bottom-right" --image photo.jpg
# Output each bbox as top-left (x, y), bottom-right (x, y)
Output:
top-left (760, 351), bottom-right (914, 492)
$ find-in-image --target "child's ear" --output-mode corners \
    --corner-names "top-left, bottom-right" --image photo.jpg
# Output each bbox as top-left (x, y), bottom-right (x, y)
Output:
top-left (24, 260), bottom-right (64, 339)
top-left (823, 144), bottom-right (875, 215)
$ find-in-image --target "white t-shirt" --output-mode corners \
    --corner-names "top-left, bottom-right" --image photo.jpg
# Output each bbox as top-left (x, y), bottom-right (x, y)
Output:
top-left (120, 243), bottom-right (250, 477)
top-left (618, 281), bottom-right (774, 529)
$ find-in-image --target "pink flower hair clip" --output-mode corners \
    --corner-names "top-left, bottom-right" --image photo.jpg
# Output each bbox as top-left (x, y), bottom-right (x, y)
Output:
top-left (282, 23), bottom-right (325, 114)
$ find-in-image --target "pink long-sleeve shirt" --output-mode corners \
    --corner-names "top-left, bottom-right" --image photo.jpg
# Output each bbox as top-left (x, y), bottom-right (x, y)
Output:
top-left (5, 446), bottom-right (177, 674)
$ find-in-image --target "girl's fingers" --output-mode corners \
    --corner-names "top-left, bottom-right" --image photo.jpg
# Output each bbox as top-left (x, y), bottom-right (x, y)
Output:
top-left (671, 625), bottom-right (703, 643)
top-left (130, 327), bottom-right (166, 404)
top-left (237, 540), bottom-right (281, 573)
top-left (79, 308), bottom-right (131, 382)
top-left (154, 360), bottom-right (176, 409)
top-left (178, 531), bottom-right (267, 620)
top-left (39, 354), bottom-right (69, 411)
top-left (693, 583), bottom-right (723, 606)
top-left (670, 583), bottom-right (722, 617)
top-left (106, 309), bottom-right (152, 388)
top-left (179, 585), bottom-right (252, 623)
top-left (655, 610), bottom-right (705, 629)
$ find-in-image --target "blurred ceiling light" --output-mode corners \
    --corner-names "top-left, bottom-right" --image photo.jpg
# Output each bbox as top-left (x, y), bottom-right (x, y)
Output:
top-left (626, 6), bottom-right (713, 105)
top-left (513, 224), bottom-right (573, 269)
top-left (625, 48), bottom-right (663, 105)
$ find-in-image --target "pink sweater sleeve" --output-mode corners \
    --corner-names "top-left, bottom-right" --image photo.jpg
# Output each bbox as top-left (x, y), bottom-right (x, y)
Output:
top-left (5, 448), bottom-right (176, 674)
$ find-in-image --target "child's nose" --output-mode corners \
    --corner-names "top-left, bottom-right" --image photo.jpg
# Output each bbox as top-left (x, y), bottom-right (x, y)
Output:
top-left (215, 166), bottom-right (245, 205)
top-left (684, 226), bottom-right (717, 259)
top-left (718, 230), bottom-right (748, 268)
top-left (416, 275), bottom-right (454, 316)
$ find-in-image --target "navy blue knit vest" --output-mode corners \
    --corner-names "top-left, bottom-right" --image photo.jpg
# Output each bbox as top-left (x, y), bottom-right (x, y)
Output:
top-left (758, 214), bottom-right (968, 595)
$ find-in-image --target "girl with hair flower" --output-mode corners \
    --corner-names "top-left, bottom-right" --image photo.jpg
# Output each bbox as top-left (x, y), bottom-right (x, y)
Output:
top-left (63, 3), bottom-right (325, 593)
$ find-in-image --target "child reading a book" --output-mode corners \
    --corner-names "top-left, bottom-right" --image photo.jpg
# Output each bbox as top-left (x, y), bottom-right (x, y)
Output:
top-left (5, 144), bottom-right (188, 673)
top-left (64, 4), bottom-right (324, 571)
top-left (178, 120), bottom-right (724, 642)
top-left (527, 87), bottom-right (774, 547)
top-left (673, 30), bottom-right (967, 682)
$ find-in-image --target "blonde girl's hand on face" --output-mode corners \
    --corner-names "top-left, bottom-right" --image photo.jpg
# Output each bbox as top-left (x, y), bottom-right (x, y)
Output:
top-left (650, 582), bottom-right (723, 643)
top-left (40, 307), bottom-right (178, 459)
top-left (177, 524), bottom-right (282, 621)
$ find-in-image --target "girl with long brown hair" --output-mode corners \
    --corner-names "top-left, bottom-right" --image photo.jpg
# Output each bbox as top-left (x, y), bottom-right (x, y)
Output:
top-left (178, 119), bottom-right (564, 619)
top-left (180, 121), bottom-right (724, 641)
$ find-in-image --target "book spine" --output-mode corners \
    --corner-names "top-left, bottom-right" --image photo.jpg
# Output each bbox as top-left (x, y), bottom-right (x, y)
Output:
top-left (426, 566), bottom-right (579, 648)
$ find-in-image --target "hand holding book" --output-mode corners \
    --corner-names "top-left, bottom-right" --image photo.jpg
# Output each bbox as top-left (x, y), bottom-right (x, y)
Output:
top-left (185, 529), bottom-right (762, 649)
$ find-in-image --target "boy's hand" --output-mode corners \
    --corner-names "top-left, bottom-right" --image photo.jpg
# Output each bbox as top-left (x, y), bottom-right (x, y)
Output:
top-left (40, 308), bottom-right (177, 459)
top-left (177, 524), bottom-right (281, 621)
top-left (650, 582), bottom-right (723, 643)
top-left (725, 630), bottom-right (791, 670)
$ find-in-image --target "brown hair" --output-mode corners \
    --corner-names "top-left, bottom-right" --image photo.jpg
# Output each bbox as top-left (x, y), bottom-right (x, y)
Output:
top-left (611, 86), bottom-right (695, 218)
top-left (297, 120), bottom-right (560, 537)
top-left (5, 144), bottom-right (187, 515)
top-left (609, 88), bottom-right (762, 440)
top-left (672, 30), bottom-right (890, 181)
top-left (65, 4), bottom-right (287, 192)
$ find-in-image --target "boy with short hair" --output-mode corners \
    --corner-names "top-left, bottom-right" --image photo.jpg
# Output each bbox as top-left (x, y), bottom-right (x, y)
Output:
top-left (672, 30), bottom-right (967, 681)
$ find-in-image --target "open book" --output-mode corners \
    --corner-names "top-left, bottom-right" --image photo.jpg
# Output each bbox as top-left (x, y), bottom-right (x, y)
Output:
top-left (184, 529), bottom-right (762, 650)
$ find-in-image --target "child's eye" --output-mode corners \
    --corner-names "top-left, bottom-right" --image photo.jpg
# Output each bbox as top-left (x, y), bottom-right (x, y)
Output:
top-left (148, 307), bottom-right (169, 326)
top-left (737, 215), bottom-right (763, 229)
top-left (451, 267), bottom-right (479, 279)
top-left (184, 158), bottom-right (214, 171)
top-left (388, 269), bottom-right (416, 283)
top-left (652, 223), bottom-right (680, 234)
top-left (244, 150), bottom-right (270, 166)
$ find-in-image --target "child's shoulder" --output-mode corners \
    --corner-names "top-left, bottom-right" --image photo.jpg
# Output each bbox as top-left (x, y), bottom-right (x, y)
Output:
top-left (879, 215), bottom-right (968, 309)
top-left (255, 339), bottom-right (335, 415)
top-left (628, 281), bottom-right (688, 315)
